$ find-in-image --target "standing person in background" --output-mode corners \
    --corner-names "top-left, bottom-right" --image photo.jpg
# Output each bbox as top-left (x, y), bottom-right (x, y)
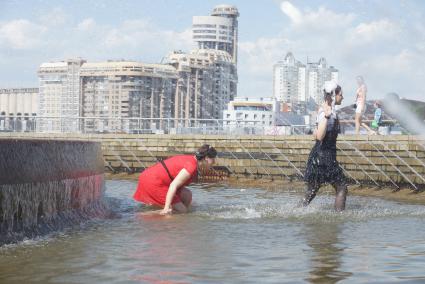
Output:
top-left (361, 100), bottom-right (382, 135)
top-left (303, 81), bottom-right (347, 211)
top-left (354, 76), bottom-right (367, 134)
top-left (133, 144), bottom-right (217, 215)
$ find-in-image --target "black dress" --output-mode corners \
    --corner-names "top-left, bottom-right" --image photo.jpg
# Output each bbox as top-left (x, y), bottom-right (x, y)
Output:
top-left (304, 112), bottom-right (346, 187)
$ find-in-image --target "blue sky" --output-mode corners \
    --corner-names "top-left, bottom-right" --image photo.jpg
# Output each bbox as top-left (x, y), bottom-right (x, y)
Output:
top-left (1, 0), bottom-right (424, 103)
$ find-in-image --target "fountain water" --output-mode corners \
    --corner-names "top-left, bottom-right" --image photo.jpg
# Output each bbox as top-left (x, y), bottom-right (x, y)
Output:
top-left (116, 138), bottom-right (147, 170)
top-left (264, 141), bottom-right (304, 178)
top-left (255, 142), bottom-right (290, 180)
top-left (106, 144), bottom-right (132, 173)
top-left (339, 140), bottom-right (399, 189)
top-left (368, 142), bottom-right (417, 190)
top-left (221, 142), bottom-right (254, 177)
top-left (379, 142), bottom-right (425, 185)
top-left (0, 139), bottom-right (107, 245)
top-left (232, 138), bottom-right (272, 179)
top-left (336, 144), bottom-right (369, 186)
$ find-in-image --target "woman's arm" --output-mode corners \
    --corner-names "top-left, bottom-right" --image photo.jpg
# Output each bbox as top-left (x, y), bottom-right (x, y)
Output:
top-left (315, 105), bottom-right (331, 141)
top-left (315, 117), bottom-right (328, 141)
top-left (161, 168), bottom-right (192, 214)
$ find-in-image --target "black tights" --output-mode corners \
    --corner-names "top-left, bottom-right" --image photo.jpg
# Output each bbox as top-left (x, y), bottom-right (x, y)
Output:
top-left (303, 183), bottom-right (347, 211)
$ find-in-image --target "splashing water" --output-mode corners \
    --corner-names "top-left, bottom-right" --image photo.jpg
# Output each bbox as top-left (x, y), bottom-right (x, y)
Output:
top-left (1, 180), bottom-right (425, 283)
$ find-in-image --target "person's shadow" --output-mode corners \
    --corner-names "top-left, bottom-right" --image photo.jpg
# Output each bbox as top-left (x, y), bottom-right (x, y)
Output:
top-left (303, 222), bottom-right (352, 284)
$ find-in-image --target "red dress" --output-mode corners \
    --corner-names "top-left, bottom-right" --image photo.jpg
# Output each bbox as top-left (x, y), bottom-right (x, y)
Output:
top-left (133, 155), bottom-right (198, 206)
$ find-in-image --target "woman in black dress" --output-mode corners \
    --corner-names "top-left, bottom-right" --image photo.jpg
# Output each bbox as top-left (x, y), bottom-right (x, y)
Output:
top-left (303, 81), bottom-right (347, 211)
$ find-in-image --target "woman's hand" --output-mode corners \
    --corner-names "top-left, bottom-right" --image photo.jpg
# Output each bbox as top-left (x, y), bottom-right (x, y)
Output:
top-left (160, 208), bottom-right (173, 215)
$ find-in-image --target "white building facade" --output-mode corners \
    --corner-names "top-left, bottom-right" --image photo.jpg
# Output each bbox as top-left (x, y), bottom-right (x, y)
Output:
top-left (273, 52), bottom-right (305, 103)
top-left (307, 57), bottom-right (339, 104)
top-left (193, 5), bottom-right (239, 64)
top-left (223, 97), bottom-right (278, 127)
top-left (32, 5), bottom-right (240, 134)
top-left (37, 58), bottom-right (85, 132)
top-left (273, 53), bottom-right (339, 105)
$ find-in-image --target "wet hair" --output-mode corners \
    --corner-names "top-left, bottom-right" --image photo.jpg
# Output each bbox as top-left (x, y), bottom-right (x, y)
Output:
top-left (195, 144), bottom-right (217, 161)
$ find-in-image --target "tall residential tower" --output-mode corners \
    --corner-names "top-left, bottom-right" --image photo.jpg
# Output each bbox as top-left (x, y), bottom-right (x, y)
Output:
top-left (192, 4), bottom-right (239, 64)
top-left (273, 52), bottom-right (305, 103)
top-left (273, 53), bottom-right (339, 105)
top-left (191, 4), bottom-right (239, 120)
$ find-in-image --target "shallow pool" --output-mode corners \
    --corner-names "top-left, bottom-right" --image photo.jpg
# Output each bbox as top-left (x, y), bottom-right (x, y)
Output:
top-left (1, 180), bottom-right (425, 283)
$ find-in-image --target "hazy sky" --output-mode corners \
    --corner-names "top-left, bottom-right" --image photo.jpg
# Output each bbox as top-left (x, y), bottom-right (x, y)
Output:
top-left (0, 0), bottom-right (424, 104)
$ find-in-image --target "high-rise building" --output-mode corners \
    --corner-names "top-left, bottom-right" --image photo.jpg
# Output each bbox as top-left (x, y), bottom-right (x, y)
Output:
top-left (193, 4), bottom-right (239, 64)
top-left (191, 49), bottom-right (237, 119)
top-left (307, 57), bottom-right (339, 104)
top-left (273, 53), bottom-right (339, 105)
top-left (165, 49), bottom-right (238, 125)
top-left (273, 52), bottom-right (305, 103)
top-left (80, 61), bottom-right (177, 133)
top-left (35, 5), bottom-right (240, 133)
top-left (37, 58), bottom-right (85, 132)
top-left (191, 4), bottom-right (239, 122)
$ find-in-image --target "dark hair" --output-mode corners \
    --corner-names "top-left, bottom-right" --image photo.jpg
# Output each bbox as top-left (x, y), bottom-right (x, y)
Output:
top-left (323, 85), bottom-right (342, 99)
top-left (195, 144), bottom-right (217, 161)
top-left (335, 85), bottom-right (342, 95)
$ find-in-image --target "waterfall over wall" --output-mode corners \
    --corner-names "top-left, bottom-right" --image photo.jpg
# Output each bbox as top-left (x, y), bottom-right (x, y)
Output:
top-left (0, 140), bottom-right (106, 245)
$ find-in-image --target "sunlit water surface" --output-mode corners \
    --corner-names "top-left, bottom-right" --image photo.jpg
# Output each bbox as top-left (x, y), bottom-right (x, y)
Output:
top-left (1, 180), bottom-right (425, 283)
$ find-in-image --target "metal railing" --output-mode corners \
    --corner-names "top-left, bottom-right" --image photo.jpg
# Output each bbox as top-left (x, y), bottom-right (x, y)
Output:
top-left (0, 115), bottom-right (405, 136)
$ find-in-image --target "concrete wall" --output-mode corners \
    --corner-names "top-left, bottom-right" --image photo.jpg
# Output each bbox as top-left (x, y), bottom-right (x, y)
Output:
top-left (1, 133), bottom-right (424, 189)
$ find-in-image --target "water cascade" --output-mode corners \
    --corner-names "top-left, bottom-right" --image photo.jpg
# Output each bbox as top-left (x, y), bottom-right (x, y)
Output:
top-left (0, 139), bottom-right (107, 245)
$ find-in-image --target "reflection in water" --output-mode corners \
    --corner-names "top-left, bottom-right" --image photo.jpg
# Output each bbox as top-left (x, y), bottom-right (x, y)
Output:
top-left (129, 215), bottom-right (194, 283)
top-left (304, 222), bottom-right (352, 284)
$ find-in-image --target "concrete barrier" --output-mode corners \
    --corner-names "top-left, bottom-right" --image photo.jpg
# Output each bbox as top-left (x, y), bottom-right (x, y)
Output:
top-left (1, 133), bottom-right (424, 190)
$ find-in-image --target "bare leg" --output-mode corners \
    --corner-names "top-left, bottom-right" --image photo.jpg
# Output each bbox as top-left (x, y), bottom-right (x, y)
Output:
top-left (170, 188), bottom-right (192, 214)
top-left (332, 183), bottom-right (347, 211)
top-left (361, 122), bottom-right (376, 135)
top-left (179, 188), bottom-right (192, 211)
top-left (302, 183), bottom-right (320, 206)
top-left (172, 202), bottom-right (188, 213)
top-left (355, 113), bottom-right (362, 134)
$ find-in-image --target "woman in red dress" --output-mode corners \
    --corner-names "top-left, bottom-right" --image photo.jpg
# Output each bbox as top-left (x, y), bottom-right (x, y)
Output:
top-left (133, 144), bottom-right (217, 214)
